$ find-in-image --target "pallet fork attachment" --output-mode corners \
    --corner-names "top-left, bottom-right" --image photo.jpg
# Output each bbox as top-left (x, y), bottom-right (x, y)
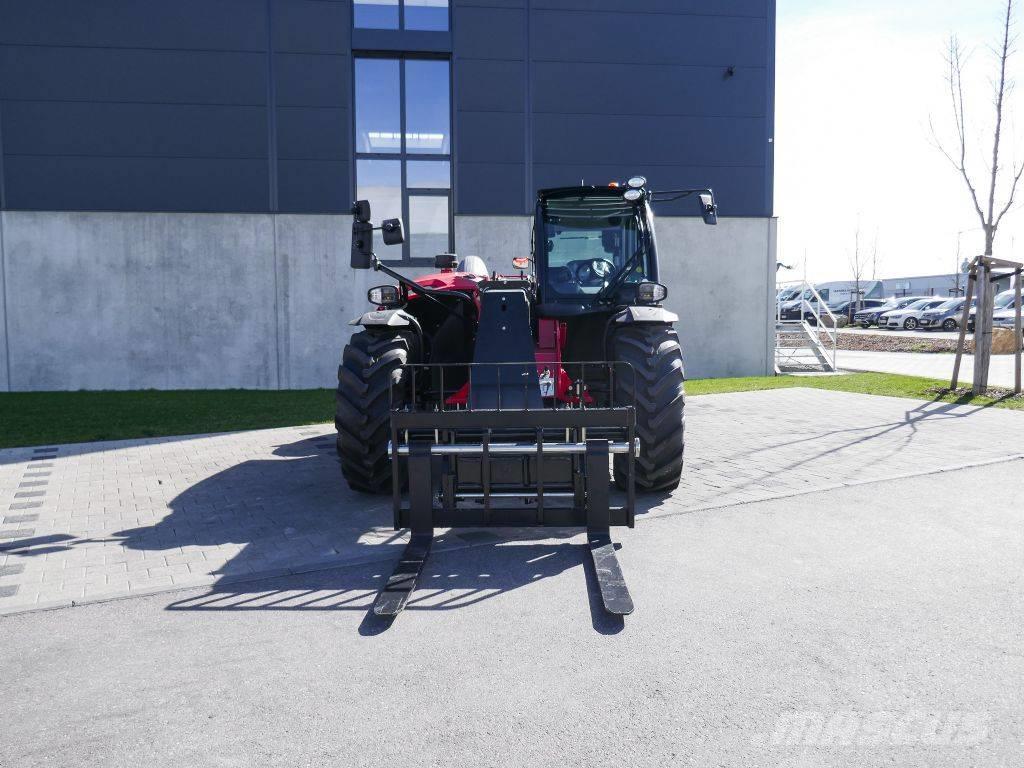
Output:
top-left (372, 365), bottom-right (637, 620)
top-left (373, 439), bottom-right (634, 617)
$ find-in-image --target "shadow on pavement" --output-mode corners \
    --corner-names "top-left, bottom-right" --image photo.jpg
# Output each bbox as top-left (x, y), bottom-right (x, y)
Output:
top-left (165, 539), bottom-right (625, 635)
top-left (104, 435), bottom-right (625, 633)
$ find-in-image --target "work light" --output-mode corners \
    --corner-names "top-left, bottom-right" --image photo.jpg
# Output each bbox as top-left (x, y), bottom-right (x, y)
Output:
top-left (637, 282), bottom-right (668, 304)
top-left (623, 189), bottom-right (643, 202)
top-left (368, 285), bottom-right (401, 306)
top-left (627, 176), bottom-right (647, 189)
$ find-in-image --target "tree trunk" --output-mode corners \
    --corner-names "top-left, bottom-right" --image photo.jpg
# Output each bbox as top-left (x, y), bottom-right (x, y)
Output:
top-left (973, 262), bottom-right (995, 394)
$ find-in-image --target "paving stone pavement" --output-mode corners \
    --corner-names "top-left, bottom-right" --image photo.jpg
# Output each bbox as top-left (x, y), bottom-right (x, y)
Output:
top-left (1, 388), bottom-right (1022, 613)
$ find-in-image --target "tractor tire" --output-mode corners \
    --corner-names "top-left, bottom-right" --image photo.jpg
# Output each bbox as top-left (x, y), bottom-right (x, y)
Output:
top-left (335, 328), bottom-right (412, 494)
top-left (611, 324), bottom-right (685, 493)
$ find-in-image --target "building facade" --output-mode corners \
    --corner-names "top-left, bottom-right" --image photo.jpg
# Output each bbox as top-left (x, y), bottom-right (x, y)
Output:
top-left (879, 272), bottom-right (1013, 298)
top-left (0, 0), bottom-right (777, 391)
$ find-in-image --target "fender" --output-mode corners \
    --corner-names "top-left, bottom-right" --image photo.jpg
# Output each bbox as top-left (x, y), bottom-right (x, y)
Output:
top-left (611, 306), bottom-right (679, 324)
top-left (349, 308), bottom-right (416, 327)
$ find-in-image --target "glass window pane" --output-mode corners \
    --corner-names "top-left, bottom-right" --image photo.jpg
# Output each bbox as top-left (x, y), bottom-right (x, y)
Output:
top-left (407, 160), bottom-right (451, 189)
top-left (405, 59), bottom-right (450, 155)
top-left (353, 0), bottom-right (398, 29)
top-left (355, 58), bottom-right (400, 153)
top-left (409, 196), bottom-right (450, 260)
top-left (356, 159), bottom-right (402, 226)
top-left (405, 0), bottom-right (449, 31)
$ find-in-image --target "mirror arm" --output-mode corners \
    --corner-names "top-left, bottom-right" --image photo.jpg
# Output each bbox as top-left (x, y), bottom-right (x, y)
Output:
top-left (371, 257), bottom-right (475, 320)
top-left (648, 187), bottom-right (712, 203)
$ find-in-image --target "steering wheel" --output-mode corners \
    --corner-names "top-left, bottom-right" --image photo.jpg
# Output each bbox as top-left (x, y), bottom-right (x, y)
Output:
top-left (576, 258), bottom-right (615, 285)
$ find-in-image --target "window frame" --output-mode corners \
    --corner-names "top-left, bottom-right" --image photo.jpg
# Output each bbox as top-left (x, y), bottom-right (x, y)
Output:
top-left (353, 52), bottom-right (454, 266)
top-left (352, 0), bottom-right (451, 32)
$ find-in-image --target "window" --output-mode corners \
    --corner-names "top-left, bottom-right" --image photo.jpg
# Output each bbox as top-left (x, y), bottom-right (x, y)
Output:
top-left (353, 0), bottom-right (449, 31)
top-left (540, 196), bottom-right (643, 298)
top-left (355, 56), bottom-right (452, 264)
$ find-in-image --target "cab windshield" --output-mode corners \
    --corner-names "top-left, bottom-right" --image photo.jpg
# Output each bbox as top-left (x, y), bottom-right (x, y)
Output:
top-left (540, 194), bottom-right (645, 298)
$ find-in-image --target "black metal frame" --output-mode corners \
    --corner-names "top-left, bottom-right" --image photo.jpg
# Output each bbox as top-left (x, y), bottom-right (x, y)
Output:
top-left (352, 53), bottom-right (454, 266)
top-left (372, 361), bottom-right (637, 617)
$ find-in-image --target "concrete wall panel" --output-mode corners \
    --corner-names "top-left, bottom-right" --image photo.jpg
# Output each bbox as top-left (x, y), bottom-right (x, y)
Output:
top-left (0, 211), bottom-right (773, 390)
top-left (273, 214), bottom-right (434, 389)
top-left (454, 215), bottom-right (532, 272)
top-left (657, 217), bottom-right (775, 379)
top-left (2, 211), bottom-right (278, 390)
top-left (0, 214), bottom-right (9, 391)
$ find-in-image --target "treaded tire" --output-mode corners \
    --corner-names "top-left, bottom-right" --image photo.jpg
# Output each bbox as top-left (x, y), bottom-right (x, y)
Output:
top-left (611, 323), bottom-right (685, 493)
top-left (335, 329), bottom-right (411, 494)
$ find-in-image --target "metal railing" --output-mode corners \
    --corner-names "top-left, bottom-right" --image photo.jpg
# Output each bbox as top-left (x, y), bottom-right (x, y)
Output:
top-left (775, 281), bottom-right (837, 372)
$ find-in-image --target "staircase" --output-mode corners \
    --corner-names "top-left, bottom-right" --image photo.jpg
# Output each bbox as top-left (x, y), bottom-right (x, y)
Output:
top-left (775, 282), bottom-right (837, 373)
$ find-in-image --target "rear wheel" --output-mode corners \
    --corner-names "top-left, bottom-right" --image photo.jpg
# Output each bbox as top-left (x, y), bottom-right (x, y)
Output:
top-left (335, 328), bottom-right (412, 494)
top-left (611, 324), bottom-right (685, 492)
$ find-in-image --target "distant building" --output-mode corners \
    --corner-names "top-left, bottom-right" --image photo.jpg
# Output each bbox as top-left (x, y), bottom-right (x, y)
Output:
top-left (879, 272), bottom-right (998, 297)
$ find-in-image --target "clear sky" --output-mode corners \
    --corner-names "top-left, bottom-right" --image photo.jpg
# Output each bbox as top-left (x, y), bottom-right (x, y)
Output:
top-left (775, 0), bottom-right (1023, 282)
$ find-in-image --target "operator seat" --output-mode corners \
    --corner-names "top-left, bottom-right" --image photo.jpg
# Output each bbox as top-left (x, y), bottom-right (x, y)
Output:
top-left (458, 255), bottom-right (489, 277)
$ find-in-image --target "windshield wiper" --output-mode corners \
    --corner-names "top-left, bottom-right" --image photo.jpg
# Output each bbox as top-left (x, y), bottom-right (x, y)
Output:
top-left (594, 215), bottom-right (650, 303)
top-left (594, 242), bottom-right (645, 303)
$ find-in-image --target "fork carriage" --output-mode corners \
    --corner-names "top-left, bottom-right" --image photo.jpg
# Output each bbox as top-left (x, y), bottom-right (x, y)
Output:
top-left (372, 361), bottom-right (637, 617)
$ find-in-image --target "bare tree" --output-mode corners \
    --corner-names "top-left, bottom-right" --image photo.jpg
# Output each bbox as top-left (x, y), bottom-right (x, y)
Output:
top-left (932, 0), bottom-right (1024, 256)
top-left (849, 223), bottom-right (868, 315)
top-left (870, 231), bottom-right (881, 282)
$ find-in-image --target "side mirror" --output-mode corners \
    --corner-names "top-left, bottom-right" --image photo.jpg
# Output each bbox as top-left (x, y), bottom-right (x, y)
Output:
top-left (351, 220), bottom-right (373, 269)
top-left (351, 199), bottom-right (374, 269)
top-left (352, 199), bottom-right (371, 223)
top-left (381, 218), bottom-right (404, 246)
top-left (699, 192), bottom-right (718, 226)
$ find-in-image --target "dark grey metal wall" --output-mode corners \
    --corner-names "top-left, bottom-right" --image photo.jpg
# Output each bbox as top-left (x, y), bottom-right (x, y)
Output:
top-left (0, 0), bottom-right (774, 217)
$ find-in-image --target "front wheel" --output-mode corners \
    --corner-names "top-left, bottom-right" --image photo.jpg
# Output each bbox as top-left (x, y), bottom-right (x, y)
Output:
top-left (611, 324), bottom-right (685, 493)
top-left (335, 328), bottom-right (412, 493)
top-left (904, 318), bottom-right (919, 330)
top-left (943, 318), bottom-right (958, 331)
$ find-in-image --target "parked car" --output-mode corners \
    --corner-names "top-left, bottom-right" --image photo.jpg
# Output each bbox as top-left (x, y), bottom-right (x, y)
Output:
top-left (828, 298), bottom-right (887, 326)
top-left (992, 307), bottom-right (1022, 331)
top-left (967, 289), bottom-right (1019, 332)
top-left (861, 296), bottom-right (931, 328)
top-left (881, 298), bottom-right (948, 330)
top-left (778, 297), bottom-right (806, 322)
top-left (777, 286), bottom-right (802, 302)
top-left (779, 289), bottom-right (826, 322)
top-left (918, 297), bottom-right (975, 331)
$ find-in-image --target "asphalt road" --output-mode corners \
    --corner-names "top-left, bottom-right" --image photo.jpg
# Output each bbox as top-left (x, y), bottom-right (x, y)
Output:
top-left (2, 462), bottom-right (1021, 768)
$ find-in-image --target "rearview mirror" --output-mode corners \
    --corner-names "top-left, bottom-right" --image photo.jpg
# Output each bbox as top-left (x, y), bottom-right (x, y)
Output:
top-left (352, 199), bottom-right (371, 223)
top-left (351, 220), bottom-right (373, 269)
top-left (699, 192), bottom-right (718, 226)
top-left (381, 218), bottom-right (404, 246)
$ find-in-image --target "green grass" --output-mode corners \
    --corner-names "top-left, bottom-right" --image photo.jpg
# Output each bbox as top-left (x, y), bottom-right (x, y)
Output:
top-left (0, 389), bottom-right (336, 449)
top-left (0, 372), bottom-right (1020, 449)
top-left (686, 371), bottom-right (1024, 410)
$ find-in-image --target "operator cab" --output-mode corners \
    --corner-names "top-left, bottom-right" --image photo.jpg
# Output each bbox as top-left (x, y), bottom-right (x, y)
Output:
top-left (534, 186), bottom-right (655, 315)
